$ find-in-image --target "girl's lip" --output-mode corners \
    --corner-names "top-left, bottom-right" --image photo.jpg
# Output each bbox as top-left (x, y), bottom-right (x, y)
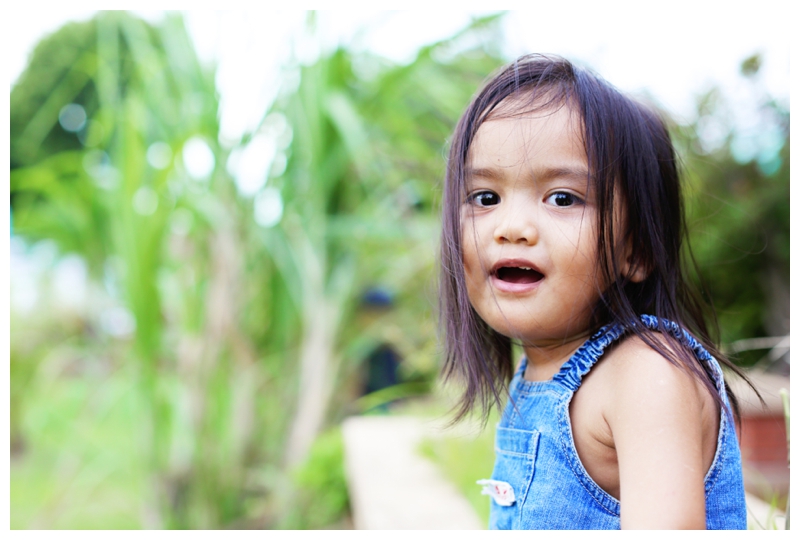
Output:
top-left (490, 258), bottom-right (544, 293)
top-left (491, 274), bottom-right (543, 293)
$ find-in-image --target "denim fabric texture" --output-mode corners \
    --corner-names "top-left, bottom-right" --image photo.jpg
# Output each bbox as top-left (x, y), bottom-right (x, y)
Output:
top-left (487, 315), bottom-right (747, 530)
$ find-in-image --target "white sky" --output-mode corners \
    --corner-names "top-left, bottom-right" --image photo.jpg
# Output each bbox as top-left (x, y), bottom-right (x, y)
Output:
top-left (7, 6), bottom-right (791, 143)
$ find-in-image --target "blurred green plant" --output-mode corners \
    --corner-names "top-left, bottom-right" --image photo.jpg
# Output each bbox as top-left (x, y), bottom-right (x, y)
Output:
top-left (675, 53), bottom-right (789, 356)
top-left (243, 15), bottom-right (507, 524)
top-left (10, 364), bottom-right (145, 529)
top-left (11, 11), bottom-right (258, 528)
top-left (279, 428), bottom-right (350, 529)
top-left (10, 10), bottom-right (507, 529)
top-left (261, 16), bottom-right (507, 470)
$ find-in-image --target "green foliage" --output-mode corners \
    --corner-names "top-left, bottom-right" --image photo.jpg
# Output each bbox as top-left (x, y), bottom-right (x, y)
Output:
top-left (11, 14), bottom-right (136, 167)
top-left (10, 11), bottom-right (245, 529)
top-left (740, 53), bottom-right (763, 78)
top-left (280, 428), bottom-right (350, 529)
top-left (10, 10), bottom-right (510, 530)
top-left (262, 14), bottom-right (507, 472)
top-left (11, 366), bottom-right (145, 529)
top-left (675, 66), bottom-right (790, 352)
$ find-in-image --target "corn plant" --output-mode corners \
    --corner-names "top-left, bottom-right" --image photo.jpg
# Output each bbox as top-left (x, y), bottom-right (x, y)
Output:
top-left (260, 16), bottom-right (507, 474)
top-left (11, 11), bottom-right (256, 528)
top-left (11, 10), bottom-right (508, 529)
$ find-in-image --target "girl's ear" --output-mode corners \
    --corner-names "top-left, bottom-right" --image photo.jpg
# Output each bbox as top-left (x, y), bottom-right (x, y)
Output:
top-left (620, 237), bottom-right (649, 283)
top-left (622, 253), bottom-right (649, 283)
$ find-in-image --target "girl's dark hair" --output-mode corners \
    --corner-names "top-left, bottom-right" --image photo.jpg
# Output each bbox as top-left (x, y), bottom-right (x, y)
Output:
top-left (439, 53), bottom-right (753, 423)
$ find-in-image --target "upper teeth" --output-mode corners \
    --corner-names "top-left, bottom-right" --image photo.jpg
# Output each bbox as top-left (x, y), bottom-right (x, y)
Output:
top-left (519, 267), bottom-right (532, 270)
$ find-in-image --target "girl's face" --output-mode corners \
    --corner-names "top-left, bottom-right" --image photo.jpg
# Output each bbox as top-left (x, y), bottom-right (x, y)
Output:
top-left (462, 102), bottom-right (605, 348)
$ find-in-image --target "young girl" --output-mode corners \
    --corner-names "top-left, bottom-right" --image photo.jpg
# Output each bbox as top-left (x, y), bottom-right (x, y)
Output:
top-left (439, 54), bottom-right (749, 530)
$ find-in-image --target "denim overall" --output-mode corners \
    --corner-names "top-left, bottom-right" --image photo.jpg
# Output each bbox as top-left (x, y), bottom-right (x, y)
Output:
top-left (483, 315), bottom-right (747, 529)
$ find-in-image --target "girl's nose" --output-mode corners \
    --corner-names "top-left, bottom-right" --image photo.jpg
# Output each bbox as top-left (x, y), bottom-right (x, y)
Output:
top-left (493, 211), bottom-right (538, 245)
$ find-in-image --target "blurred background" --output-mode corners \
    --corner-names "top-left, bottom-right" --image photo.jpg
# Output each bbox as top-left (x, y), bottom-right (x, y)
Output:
top-left (8, 8), bottom-right (789, 529)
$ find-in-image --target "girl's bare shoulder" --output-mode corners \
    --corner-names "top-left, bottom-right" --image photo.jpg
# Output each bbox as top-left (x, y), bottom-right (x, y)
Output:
top-left (599, 332), bottom-right (710, 401)
top-left (592, 331), bottom-right (716, 423)
top-left (594, 332), bottom-right (718, 528)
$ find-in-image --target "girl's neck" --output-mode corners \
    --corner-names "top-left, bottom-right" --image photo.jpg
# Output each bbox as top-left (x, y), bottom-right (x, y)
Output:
top-left (522, 332), bottom-right (592, 382)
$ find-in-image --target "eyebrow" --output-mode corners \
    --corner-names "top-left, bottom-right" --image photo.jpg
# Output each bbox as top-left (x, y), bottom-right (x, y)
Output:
top-left (465, 166), bottom-right (592, 184)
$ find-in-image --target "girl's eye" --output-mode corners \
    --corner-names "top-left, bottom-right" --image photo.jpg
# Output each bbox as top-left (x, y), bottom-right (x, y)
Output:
top-left (468, 191), bottom-right (500, 207)
top-left (546, 192), bottom-right (581, 207)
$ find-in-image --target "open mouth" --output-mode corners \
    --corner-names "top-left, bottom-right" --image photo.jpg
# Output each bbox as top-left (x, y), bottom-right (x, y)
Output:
top-left (494, 266), bottom-right (544, 284)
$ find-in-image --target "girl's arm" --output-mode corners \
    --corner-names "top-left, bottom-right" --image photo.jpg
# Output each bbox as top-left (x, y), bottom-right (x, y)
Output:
top-left (606, 337), bottom-right (712, 529)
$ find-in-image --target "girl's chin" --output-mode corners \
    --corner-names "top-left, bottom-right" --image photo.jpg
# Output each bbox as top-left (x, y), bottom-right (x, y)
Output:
top-left (482, 318), bottom-right (596, 347)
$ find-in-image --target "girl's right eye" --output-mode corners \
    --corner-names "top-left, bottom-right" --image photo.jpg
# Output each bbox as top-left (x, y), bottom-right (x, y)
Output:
top-left (467, 191), bottom-right (500, 207)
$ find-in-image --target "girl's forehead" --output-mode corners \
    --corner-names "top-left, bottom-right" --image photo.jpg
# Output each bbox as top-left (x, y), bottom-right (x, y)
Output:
top-left (489, 91), bottom-right (576, 117)
top-left (472, 100), bottom-right (584, 155)
top-left (469, 104), bottom-right (586, 164)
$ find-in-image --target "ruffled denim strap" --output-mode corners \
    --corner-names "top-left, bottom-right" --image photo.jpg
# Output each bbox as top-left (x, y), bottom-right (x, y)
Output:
top-left (552, 322), bottom-right (627, 392)
top-left (552, 314), bottom-right (725, 395)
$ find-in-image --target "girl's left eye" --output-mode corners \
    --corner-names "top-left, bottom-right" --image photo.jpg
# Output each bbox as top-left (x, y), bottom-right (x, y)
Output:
top-left (468, 191), bottom-right (500, 207)
top-left (546, 192), bottom-right (582, 207)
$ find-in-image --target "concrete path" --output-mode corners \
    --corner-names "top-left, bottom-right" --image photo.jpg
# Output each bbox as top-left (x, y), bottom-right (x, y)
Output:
top-left (342, 415), bottom-right (484, 530)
